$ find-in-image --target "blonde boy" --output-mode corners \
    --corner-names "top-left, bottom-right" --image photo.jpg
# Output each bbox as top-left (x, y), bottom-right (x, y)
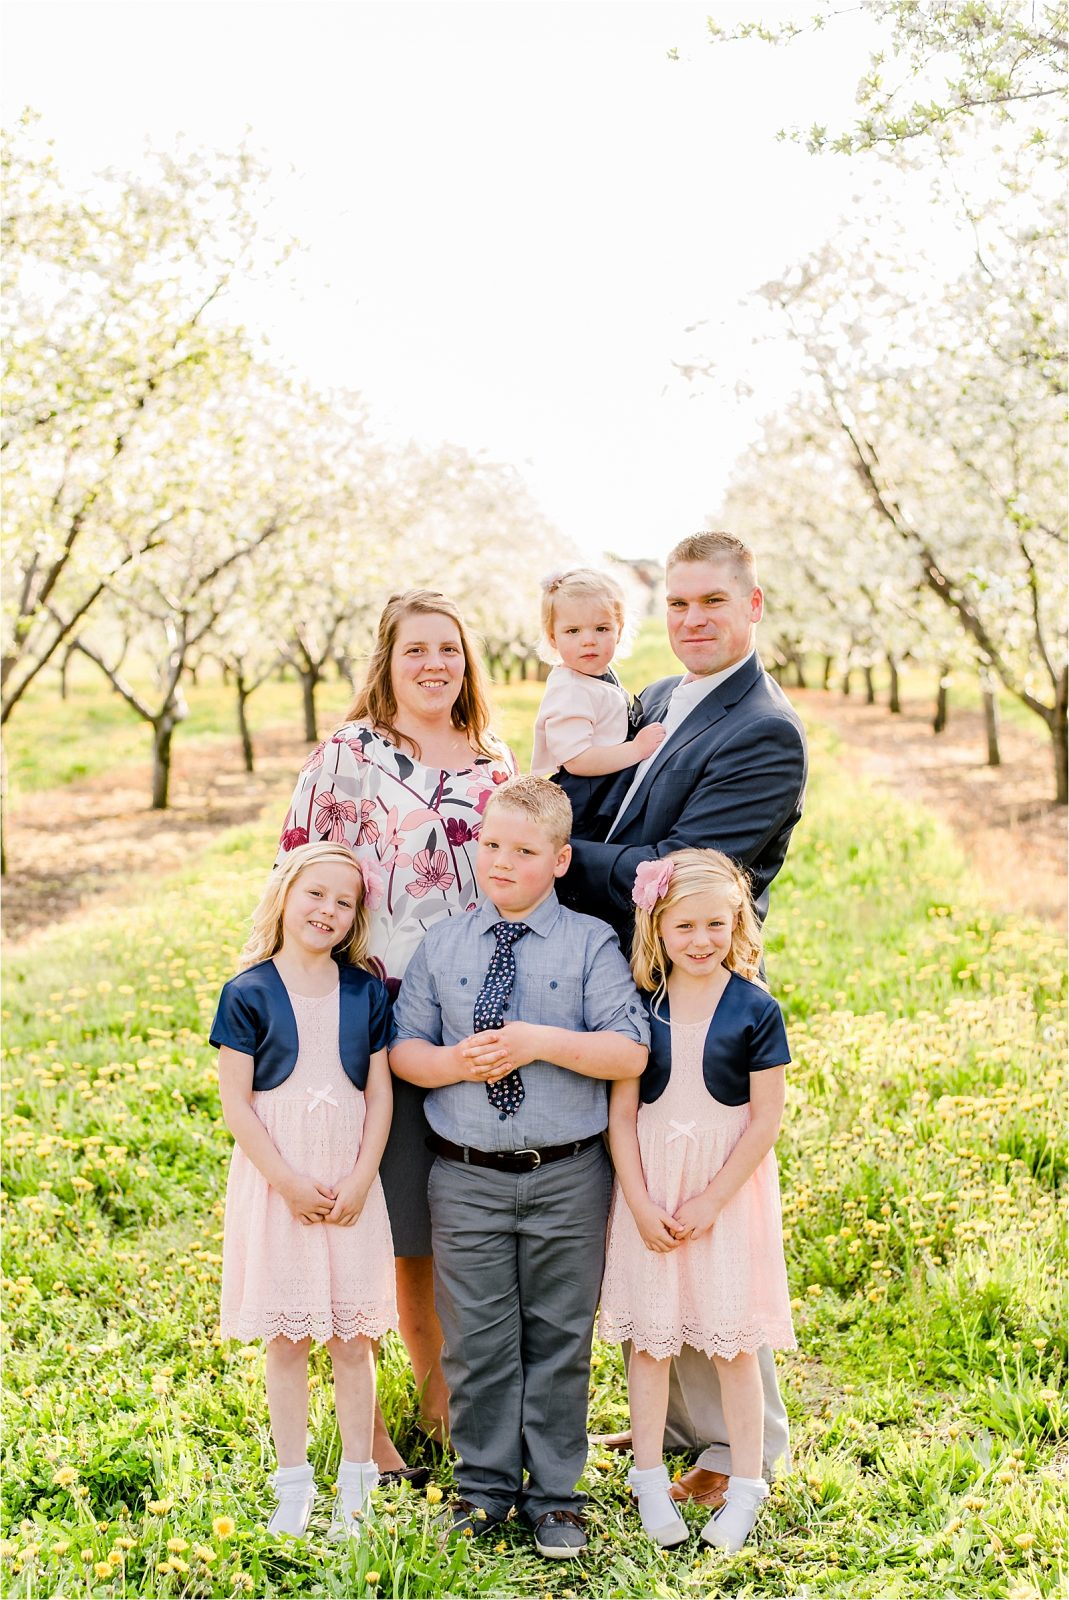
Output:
top-left (391, 777), bottom-right (648, 1558)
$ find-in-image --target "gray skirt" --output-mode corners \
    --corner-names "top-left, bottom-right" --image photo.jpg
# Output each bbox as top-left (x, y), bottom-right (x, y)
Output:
top-left (378, 1076), bottom-right (434, 1258)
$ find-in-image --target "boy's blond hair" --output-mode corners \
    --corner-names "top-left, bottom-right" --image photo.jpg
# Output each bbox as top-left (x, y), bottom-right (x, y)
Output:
top-left (539, 567), bottom-right (629, 663)
top-left (242, 842), bottom-right (372, 971)
top-left (631, 847), bottom-right (763, 1003)
top-left (482, 775), bottom-right (573, 851)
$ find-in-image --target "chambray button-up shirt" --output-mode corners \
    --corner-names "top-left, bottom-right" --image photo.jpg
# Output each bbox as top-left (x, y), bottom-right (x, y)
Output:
top-left (391, 891), bottom-right (649, 1152)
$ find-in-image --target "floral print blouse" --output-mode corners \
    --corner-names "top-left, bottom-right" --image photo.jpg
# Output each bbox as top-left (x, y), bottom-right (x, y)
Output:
top-left (276, 723), bottom-right (516, 988)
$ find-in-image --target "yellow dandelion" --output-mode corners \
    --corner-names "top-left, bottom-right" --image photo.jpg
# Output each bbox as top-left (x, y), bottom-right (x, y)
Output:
top-left (52, 1540), bottom-right (71, 1556)
top-left (425, 1485), bottom-right (443, 1504)
top-left (151, 1375), bottom-right (170, 1396)
top-left (166, 1537), bottom-right (188, 1552)
top-left (366, 1573), bottom-right (381, 1586)
top-left (147, 1497), bottom-right (173, 1515)
top-left (95, 1562), bottom-right (115, 1579)
top-left (52, 1466), bottom-right (78, 1487)
top-left (211, 1516), bottom-right (235, 1539)
top-left (193, 1544), bottom-right (217, 1563)
top-left (1013, 1533), bottom-right (1037, 1550)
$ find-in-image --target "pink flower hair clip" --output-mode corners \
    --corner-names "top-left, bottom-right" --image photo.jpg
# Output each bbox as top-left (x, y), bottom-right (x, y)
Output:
top-left (632, 858), bottom-right (674, 912)
top-left (358, 858), bottom-right (385, 913)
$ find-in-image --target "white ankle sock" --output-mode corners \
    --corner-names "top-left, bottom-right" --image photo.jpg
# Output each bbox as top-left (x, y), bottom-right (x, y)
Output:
top-left (627, 1463), bottom-right (688, 1547)
top-left (333, 1458), bottom-right (378, 1532)
top-left (267, 1463), bottom-right (315, 1537)
top-left (701, 1474), bottom-right (768, 1553)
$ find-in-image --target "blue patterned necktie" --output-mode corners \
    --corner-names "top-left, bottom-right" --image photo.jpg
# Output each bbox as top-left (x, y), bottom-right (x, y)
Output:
top-left (473, 920), bottom-right (531, 1118)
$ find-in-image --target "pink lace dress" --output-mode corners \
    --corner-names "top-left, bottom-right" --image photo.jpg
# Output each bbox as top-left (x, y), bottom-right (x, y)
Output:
top-left (220, 985), bottom-right (398, 1344)
top-left (599, 1017), bottom-right (795, 1360)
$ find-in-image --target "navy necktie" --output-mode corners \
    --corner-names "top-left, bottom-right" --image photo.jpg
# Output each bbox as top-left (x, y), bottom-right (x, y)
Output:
top-left (473, 920), bottom-right (531, 1118)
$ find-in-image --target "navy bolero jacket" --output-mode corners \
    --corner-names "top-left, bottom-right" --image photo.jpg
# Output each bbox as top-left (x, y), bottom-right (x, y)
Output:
top-left (639, 972), bottom-right (790, 1107)
top-left (209, 959), bottom-right (392, 1091)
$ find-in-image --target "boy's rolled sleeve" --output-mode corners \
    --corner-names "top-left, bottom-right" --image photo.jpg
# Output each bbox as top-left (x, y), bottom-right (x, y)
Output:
top-left (390, 939), bottom-right (445, 1047)
top-left (581, 930), bottom-right (650, 1047)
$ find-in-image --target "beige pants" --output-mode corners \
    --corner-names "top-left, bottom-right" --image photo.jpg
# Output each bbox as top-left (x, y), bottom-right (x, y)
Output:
top-left (626, 1341), bottom-right (791, 1477)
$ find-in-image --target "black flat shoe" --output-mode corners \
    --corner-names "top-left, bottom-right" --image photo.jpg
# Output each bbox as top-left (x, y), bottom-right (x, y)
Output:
top-left (378, 1466), bottom-right (432, 1489)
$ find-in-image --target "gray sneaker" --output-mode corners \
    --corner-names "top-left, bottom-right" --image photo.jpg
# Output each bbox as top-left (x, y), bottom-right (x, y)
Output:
top-left (532, 1510), bottom-right (587, 1558)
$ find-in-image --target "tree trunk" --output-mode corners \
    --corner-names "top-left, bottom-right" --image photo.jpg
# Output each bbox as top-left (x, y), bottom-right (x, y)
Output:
top-left (822, 654), bottom-right (833, 691)
top-left (887, 654), bottom-right (901, 714)
top-left (980, 671), bottom-right (1001, 767)
top-left (841, 666), bottom-right (852, 697)
top-left (59, 645), bottom-right (75, 702)
top-left (793, 652), bottom-right (808, 689)
top-left (933, 665), bottom-right (950, 734)
top-left (236, 676), bottom-right (255, 774)
top-left (151, 714), bottom-right (177, 810)
top-left (864, 665), bottom-right (876, 705)
top-left (300, 668), bottom-right (319, 743)
top-left (769, 661), bottom-right (784, 684)
top-left (1053, 665), bottom-right (1068, 806)
top-left (0, 735), bottom-right (7, 877)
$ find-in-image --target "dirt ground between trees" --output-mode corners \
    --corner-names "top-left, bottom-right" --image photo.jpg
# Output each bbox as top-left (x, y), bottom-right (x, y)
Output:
top-left (2, 694), bottom-right (1065, 947)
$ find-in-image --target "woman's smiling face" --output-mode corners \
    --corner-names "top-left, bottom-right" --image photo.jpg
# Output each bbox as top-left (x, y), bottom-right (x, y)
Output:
top-left (390, 611), bottom-right (467, 723)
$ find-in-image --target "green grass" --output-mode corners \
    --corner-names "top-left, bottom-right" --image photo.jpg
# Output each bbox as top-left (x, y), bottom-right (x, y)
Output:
top-left (2, 722), bottom-right (1065, 1596)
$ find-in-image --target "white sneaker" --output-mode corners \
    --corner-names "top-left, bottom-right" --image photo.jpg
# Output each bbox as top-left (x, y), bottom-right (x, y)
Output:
top-left (700, 1475), bottom-right (768, 1553)
top-left (267, 1466), bottom-right (316, 1538)
top-left (328, 1460), bottom-right (378, 1541)
top-left (627, 1463), bottom-right (689, 1548)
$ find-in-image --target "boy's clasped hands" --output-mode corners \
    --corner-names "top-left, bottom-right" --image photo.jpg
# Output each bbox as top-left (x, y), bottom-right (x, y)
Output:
top-left (456, 1022), bottom-right (543, 1083)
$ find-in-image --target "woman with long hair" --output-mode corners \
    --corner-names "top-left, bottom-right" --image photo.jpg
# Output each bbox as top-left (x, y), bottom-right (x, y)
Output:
top-left (276, 590), bottom-right (515, 1477)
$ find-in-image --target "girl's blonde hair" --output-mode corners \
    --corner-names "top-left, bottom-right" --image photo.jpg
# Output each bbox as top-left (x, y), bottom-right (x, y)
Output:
top-left (631, 848), bottom-right (764, 1002)
top-left (347, 590), bottom-right (496, 760)
top-left (241, 843), bottom-right (372, 971)
top-left (539, 567), bottom-right (631, 663)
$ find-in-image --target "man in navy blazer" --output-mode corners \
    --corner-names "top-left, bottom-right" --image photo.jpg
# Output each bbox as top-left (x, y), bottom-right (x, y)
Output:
top-left (561, 530), bottom-right (807, 1508)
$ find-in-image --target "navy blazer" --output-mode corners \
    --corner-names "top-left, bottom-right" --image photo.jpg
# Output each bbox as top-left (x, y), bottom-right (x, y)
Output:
top-left (210, 959), bottom-right (391, 1091)
top-left (562, 653), bottom-right (807, 944)
top-left (640, 973), bottom-right (790, 1107)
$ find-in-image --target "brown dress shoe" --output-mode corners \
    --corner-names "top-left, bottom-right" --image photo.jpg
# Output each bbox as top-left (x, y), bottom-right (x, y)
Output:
top-left (668, 1466), bottom-right (729, 1508)
top-left (589, 1429), bottom-right (633, 1452)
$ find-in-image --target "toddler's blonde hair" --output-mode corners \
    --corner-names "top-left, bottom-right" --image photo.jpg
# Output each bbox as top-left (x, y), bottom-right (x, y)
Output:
top-left (539, 567), bottom-right (630, 663)
top-left (242, 842), bottom-right (372, 971)
top-left (631, 848), bottom-right (764, 1004)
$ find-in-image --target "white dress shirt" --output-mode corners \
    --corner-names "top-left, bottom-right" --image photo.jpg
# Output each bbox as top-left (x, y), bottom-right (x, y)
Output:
top-left (606, 650), bottom-right (755, 839)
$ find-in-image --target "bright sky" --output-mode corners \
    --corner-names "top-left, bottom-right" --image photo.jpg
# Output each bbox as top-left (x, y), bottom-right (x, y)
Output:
top-left (5, 1), bottom-right (928, 560)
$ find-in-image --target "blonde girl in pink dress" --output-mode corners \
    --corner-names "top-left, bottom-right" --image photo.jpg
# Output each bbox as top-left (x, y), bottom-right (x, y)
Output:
top-left (211, 842), bottom-right (397, 1541)
top-left (599, 848), bottom-right (795, 1555)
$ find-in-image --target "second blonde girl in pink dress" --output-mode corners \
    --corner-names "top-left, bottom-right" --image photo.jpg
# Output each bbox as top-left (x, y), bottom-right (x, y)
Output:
top-left (599, 848), bottom-right (795, 1554)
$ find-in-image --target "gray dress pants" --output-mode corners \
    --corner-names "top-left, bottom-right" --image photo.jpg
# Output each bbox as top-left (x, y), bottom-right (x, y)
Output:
top-left (429, 1141), bottom-right (612, 1523)
top-left (657, 1341), bottom-right (791, 1476)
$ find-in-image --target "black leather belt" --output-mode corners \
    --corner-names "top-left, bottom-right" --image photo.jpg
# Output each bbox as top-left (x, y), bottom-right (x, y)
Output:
top-left (426, 1132), bottom-right (602, 1173)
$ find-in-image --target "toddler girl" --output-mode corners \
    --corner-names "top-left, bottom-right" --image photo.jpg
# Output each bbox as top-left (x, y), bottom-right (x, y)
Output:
top-left (211, 842), bottom-right (397, 1540)
top-left (599, 848), bottom-right (795, 1553)
top-left (531, 568), bottom-right (665, 822)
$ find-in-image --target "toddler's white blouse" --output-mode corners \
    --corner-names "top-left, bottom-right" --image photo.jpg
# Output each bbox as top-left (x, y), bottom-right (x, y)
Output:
top-left (531, 665), bottom-right (630, 775)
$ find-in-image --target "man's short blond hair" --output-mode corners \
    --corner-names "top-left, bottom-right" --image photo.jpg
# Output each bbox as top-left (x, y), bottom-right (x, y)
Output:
top-left (482, 776), bottom-right (573, 850)
top-left (666, 531), bottom-right (757, 587)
